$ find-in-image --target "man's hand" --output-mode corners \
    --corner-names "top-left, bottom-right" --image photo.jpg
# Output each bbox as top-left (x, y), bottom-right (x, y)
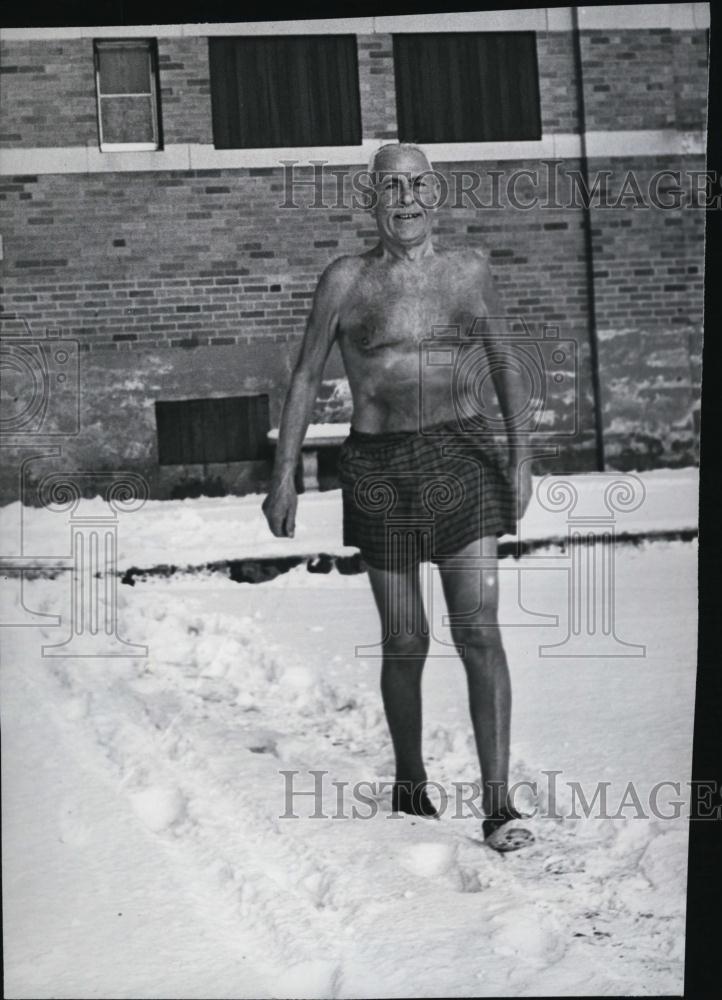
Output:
top-left (262, 479), bottom-right (298, 538)
top-left (508, 454), bottom-right (534, 519)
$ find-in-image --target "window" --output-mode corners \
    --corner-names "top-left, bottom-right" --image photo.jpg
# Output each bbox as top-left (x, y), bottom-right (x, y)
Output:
top-left (155, 396), bottom-right (271, 465)
top-left (393, 32), bottom-right (541, 143)
top-left (209, 35), bottom-right (361, 149)
top-left (94, 39), bottom-right (162, 151)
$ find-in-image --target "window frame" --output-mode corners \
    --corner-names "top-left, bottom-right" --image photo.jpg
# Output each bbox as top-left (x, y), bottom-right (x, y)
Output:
top-left (93, 38), bottom-right (163, 153)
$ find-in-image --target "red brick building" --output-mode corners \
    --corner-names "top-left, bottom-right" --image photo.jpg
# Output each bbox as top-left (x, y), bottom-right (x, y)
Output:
top-left (0, 5), bottom-right (709, 500)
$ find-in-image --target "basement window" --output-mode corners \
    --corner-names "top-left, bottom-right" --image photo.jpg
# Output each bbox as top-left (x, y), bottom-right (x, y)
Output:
top-left (94, 39), bottom-right (162, 152)
top-left (155, 395), bottom-right (271, 466)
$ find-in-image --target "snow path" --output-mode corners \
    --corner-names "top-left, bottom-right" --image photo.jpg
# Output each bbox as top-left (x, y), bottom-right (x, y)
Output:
top-left (2, 542), bottom-right (694, 996)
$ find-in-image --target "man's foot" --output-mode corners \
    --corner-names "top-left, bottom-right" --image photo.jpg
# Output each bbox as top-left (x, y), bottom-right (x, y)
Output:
top-left (392, 780), bottom-right (439, 818)
top-left (483, 805), bottom-right (535, 852)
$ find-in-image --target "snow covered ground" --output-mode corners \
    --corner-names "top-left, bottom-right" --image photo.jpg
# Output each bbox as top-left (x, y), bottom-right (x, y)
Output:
top-left (1, 469), bottom-right (698, 998)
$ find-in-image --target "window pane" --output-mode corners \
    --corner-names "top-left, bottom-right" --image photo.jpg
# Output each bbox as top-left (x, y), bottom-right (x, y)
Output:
top-left (98, 45), bottom-right (151, 94)
top-left (209, 36), bottom-right (361, 149)
top-left (393, 32), bottom-right (541, 143)
top-left (100, 96), bottom-right (155, 144)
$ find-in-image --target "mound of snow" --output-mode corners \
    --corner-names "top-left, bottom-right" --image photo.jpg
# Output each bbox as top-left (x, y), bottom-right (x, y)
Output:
top-left (401, 841), bottom-right (457, 879)
top-left (129, 786), bottom-right (187, 833)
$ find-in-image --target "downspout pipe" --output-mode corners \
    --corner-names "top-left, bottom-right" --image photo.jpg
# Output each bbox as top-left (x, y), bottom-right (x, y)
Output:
top-left (571, 4), bottom-right (606, 471)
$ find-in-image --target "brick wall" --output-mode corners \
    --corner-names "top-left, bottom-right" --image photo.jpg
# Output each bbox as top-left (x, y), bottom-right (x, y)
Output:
top-left (357, 34), bottom-right (398, 141)
top-left (0, 40), bottom-right (97, 147)
top-left (3, 29), bottom-right (707, 149)
top-left (588, 156), bottom-right (704, 467)
top-left (0, 33), bottom-right (400, 148)
top-left (0, 24), bottom-right (708, 498)
top-left (580, 30), bottom-right (708, 130)
top-left (158, 37), bottom-right (214, 145)
top-left (536, 31), bottom-right (580, 134)
top-left (2, 160), bottom-right (602, 343)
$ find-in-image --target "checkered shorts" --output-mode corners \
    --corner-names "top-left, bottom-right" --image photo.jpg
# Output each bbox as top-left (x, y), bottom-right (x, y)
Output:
top-left (338, 420), bottom-right (517, 570)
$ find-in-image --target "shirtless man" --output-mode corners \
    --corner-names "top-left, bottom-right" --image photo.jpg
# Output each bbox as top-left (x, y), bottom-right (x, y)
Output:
top-left (263, 142), bottom-right (534, 852)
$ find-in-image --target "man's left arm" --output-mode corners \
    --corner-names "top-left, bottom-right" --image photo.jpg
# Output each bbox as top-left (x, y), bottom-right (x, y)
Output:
top-left (474, 252), bottom-right (534, 518)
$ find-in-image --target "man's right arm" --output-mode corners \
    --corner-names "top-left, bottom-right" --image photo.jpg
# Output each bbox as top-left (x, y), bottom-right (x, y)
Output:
top-left (262, 258), bottom-right (355, 538)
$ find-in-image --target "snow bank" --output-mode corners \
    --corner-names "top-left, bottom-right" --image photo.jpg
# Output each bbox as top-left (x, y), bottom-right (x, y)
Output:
top-left (1, 467), bottom-right (698, 570)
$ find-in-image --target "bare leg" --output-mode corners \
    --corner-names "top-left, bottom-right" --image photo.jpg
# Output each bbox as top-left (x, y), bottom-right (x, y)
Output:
top-left (438, 536), bottom-right (533, 848)
top-left (365, 557), bottom-right (435, 815)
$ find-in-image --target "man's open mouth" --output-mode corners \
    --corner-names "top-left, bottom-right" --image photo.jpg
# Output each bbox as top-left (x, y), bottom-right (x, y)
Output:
top-left (395, 212), bottom-right (422, 220)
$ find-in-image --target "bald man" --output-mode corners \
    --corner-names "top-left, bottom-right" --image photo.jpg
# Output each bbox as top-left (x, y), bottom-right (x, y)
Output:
top-left (263, 142), bottom-right (534, 852)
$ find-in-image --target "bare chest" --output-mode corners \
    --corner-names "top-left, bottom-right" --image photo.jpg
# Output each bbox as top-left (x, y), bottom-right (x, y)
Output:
top-left (339, 267), bottom-right (479, 353)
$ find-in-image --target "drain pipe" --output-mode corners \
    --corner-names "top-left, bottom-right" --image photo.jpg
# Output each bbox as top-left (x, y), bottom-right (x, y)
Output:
top-left (571, 4), bottom-right (606, 471)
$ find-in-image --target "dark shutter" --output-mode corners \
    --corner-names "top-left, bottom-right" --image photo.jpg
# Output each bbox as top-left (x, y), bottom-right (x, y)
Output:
top-left (393, 32), bottom-right (541, 143)
top-left (209, 35), bottom-right (362, 148)
top-left (155, 395), bottom-right (271, 465)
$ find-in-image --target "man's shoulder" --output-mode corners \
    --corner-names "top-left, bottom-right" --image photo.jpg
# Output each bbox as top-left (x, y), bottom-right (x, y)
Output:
top-left (315, 254), bottom-right (365, 298)
top-left (321, 253), bottom-right (366, 282)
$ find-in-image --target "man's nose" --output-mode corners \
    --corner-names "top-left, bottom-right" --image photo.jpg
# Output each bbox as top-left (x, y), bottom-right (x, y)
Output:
top-left (400, 183), bottom-right (414, 205)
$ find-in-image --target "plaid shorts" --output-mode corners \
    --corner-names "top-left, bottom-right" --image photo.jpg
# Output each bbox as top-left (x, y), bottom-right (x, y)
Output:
top-left (338, 420), bottom-right (517, 570)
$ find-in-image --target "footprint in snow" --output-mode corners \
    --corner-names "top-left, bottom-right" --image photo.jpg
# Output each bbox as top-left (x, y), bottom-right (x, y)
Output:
top-left (543, 854), bottom-right (586, 875)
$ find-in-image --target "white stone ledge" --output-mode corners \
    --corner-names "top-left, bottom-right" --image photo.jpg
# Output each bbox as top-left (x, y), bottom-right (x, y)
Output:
top-left (0, 4), bottom-right (709, 41)
top-left (374, 9), bottom-right (547, 33)
top-left (584, 130), bottom-right (707, 158)
top-left (0, 131), bottom-right (706, 176)
top-left (575, 3), bottom-right (709, 30)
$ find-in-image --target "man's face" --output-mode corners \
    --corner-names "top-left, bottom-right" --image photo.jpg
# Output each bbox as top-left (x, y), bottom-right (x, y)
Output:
top-left (372, 148), bottom-right (439, 248)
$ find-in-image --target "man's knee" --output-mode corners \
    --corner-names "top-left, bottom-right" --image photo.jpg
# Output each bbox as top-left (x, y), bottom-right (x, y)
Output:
top-left (382, 629), bottom-right (430, 660)
top-left (450, 617), bottom-right (504, 659)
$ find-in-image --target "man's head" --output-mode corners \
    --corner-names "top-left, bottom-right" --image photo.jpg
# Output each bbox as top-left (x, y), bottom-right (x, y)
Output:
top-left (368, 142), bottom-right (440, 250)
